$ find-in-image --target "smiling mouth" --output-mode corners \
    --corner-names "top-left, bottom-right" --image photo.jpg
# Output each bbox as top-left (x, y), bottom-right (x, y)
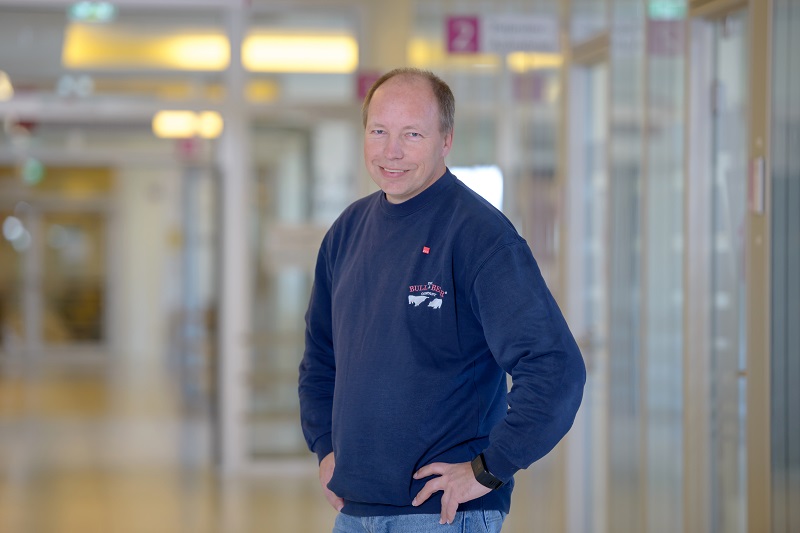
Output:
top-left (380, 166), bottom-right (408, 176)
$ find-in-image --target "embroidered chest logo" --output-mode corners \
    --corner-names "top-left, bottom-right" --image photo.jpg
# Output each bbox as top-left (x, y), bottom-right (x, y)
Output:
top-left (408, 281), bottom-right (447, 310)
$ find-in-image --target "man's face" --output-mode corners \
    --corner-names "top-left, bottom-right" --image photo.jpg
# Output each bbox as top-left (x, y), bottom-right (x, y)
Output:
top-left (364, 76), bottom-right (453, 204)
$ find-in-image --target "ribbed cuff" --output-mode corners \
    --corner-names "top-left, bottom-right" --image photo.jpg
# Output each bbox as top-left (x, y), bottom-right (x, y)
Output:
top-left (481, 447), bottom-right (519, 484)
top-left (313, 434), bottom-right (334, 464)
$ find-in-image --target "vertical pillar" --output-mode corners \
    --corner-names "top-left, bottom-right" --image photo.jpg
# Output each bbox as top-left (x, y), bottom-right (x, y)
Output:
top-left (217, 1), bottom-right (252, 475)
top-left (179, 166), bottom-right (205, 402)
top-left (746, 0), bottom-right (773, 531)
top-left (361, 0), bottom-right (412, 71)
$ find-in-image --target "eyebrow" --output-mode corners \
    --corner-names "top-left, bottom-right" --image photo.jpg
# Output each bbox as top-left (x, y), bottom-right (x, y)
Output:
top-left (367, 121), bottom-right (428, 131)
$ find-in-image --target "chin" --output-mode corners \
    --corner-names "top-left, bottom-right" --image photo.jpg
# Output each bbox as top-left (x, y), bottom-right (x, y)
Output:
top-left (372, 176), bottom-right (405, 193)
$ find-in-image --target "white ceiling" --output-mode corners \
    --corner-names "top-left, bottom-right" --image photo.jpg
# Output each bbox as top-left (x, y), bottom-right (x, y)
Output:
top-left (0, 0), bottom-right (368, 126)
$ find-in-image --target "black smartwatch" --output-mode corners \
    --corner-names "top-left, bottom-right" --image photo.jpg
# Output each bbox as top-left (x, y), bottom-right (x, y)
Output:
top-left (471, 453), bottom-right (504, 490)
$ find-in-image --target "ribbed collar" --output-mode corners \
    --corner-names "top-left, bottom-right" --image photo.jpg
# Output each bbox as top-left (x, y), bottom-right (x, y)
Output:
top-left (377, 168), bottom-right (456, 217)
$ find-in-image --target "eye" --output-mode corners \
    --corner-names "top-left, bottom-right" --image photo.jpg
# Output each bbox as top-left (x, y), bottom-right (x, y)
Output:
top-left (407, 132), bottom-right (422, 138)
top-left (371, 129), bottom-right (385, 135)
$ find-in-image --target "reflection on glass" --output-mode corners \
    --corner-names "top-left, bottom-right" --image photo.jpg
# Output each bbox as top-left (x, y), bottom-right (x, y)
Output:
top-left (644, 7), bottom-right (685, 531)
top-left (710, 10), bottom-right (748, 533)
top-left (249, 127), bottom-right (327, 458)
top-left (41, 212), bottom-right (106, 344)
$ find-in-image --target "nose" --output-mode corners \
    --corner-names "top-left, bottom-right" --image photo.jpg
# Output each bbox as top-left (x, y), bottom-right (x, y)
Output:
top-left (383, 135), bottom-right (403, 160)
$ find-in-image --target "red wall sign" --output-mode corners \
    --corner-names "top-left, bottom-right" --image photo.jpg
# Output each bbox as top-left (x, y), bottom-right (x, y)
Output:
top-left (447, 16), bottom-right (480, 54)
top-left (357, 71), bottom-right (382, 101)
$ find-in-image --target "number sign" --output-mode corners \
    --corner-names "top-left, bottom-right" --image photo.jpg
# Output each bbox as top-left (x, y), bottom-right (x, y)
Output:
top-left (447, 16), bottom-right (480, 53)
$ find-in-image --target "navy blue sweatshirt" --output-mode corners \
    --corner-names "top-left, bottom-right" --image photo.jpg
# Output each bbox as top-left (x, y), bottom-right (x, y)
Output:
top-left (299, 169), bottom-right (585, 517)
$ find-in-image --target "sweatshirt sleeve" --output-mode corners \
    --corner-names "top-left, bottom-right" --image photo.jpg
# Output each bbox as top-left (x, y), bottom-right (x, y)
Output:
top-left (298, 240), bottom-right (336, 463)
top-left (470, 240), bottom-right (586, 482)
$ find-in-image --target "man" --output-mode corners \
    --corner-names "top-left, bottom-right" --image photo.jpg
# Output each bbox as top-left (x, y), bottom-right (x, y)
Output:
top-left (299, 68), bottom-right (585, 532)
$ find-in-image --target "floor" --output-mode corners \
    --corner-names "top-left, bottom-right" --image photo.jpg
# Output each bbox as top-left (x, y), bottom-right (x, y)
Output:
top-left (0, 356), bottom-right (555, 533)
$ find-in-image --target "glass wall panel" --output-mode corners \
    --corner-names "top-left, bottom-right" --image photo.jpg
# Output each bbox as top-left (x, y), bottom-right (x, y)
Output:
top-left (513, 67), bottom-right (562, 284)
top-left (0, 167), bottom-right (111, 352)
top-left (709, 11), bottom-right (748, 533)
top-left (248, 120), bottom-right (360, 458)
top-left (249, 126), bottom-right (314, 458)
top-left (567, 59), bottom-right (610, 533)
top-left (572, 0), bottom-right (609, 43)
top-left (41, 211), bottom-right (107, 344)
top-left (643, 5), bottom-right (685, 532)
top-left (608, 0), bottom-right (645, 531)
top-left (174, 167), bottom-right (217, 407)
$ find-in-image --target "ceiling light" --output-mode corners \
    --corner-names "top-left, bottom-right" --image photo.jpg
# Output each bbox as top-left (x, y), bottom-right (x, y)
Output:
top-left (153, 111), bottom-right (198, 138)
top-left (243, 32), bottom-right (358, 73)
top-left (63, 25), bottom-right (358, 74)
top-left (63, 25), bottom-right (229, 70)
top-left (152, 110), bottom-right (223, 139)
top-left (196, 111), bottom-right (223, 139)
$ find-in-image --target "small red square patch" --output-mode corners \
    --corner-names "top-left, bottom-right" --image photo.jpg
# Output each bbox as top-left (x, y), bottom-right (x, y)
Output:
top-left (422, 246), bottom-right (430, 254)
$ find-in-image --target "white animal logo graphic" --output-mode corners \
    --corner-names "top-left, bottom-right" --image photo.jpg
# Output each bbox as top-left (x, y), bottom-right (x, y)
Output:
top-left (408, 295), bottom-right (429, 306)
top-left (408, 281), bottom-right (446, 310)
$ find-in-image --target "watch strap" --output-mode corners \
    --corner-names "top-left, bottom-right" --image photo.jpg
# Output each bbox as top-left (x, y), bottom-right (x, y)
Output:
top-left (471, 453), bottom-right (504, 490)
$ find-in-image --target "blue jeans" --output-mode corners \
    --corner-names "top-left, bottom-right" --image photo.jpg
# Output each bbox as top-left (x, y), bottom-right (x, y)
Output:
top-left (332, 510), bottom-right (506, 533)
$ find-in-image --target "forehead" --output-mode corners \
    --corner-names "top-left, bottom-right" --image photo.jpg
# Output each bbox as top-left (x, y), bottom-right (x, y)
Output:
top-left (381, 73), bottom-right (432, 93)
top-left (367, 76), bottom-right (438, 123)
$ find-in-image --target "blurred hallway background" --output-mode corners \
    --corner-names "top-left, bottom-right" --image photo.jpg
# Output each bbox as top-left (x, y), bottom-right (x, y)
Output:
top-left (0, 357), bottom-right (340, 533)
top-left (0, 1), bottom-right (798, 532)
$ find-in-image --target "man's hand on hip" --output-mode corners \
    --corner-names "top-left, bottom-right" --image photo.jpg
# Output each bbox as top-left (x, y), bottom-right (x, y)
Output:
top-left (411, 461), bottom-right (492, 525)
top-left (319, 452), bottom-right (344, 512)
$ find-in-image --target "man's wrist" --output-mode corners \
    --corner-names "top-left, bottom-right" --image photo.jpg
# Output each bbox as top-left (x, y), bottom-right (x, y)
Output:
top-left (471, 453), bottom-right (504, 490)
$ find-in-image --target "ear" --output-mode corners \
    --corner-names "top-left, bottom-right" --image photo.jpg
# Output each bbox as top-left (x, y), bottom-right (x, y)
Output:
top-left (441, 130), bottom-right (453, 158)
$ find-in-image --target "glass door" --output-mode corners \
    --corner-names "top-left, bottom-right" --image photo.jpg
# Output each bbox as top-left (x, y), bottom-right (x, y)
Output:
top-left (39, 211), bottom-right (108, 346)
top-left (566, 58), bottom-right (609, 533)
top-left (247, 123), bottom-right (357, 460)
top-left (0, 168), bottom-right (112, 358)
top-left (249, 126), bottom-right (314, 459)
top-left (686, 7), bottom-right (749, 533)
top-left (708, 10), bottom-right (749, 533)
